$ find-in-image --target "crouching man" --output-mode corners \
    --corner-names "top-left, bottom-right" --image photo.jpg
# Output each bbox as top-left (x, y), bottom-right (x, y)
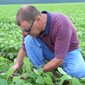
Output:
top-left (12, 5), bottom-right (85, 78)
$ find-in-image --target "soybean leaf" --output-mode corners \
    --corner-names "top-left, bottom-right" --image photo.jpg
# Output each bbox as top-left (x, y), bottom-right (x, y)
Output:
top-left (7, 68), bottom-right (14, 78)
top-left (15, 79), bottom-right (24, 85)
top-left (72, 78), bottom-right (81, 85)
top-left (43, 76), bottom-right (53, 84)
top-left (60, 75), bottom-right (71, 85)
top-left (0, 66), bottom-right (8, 72)
top-left (58, 67), bottom-right (67, 75)
top-left (13, 76), bottom-right (21, 83)
top-left (22, 57), bottom-right (33, 73)
top-left (36, 76), bottom-right (44, 84)
top-left (38, 67), bottom-right (43, 75)
top-left (46, 72), bottom-right (53, 77)
top-left (33, 69), bottom-right (40, 75)
top-left (80, 78), bottom-right (85, 83)
top-left (0, 79), bottom-right (8, 85)
top-left (24, 73), bottom-right (36, 79)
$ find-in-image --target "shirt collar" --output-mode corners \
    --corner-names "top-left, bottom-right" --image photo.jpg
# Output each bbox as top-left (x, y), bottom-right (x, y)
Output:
top-left (41, 11), bottom-right (51, 35)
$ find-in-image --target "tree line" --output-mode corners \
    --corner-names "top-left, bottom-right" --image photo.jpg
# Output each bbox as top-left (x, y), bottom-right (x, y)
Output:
top-left (0, 0), bottom-right (85, 4)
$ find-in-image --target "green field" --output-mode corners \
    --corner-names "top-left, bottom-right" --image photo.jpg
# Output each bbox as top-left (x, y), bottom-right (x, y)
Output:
top-left (0, 3), bottom-right (85, 85)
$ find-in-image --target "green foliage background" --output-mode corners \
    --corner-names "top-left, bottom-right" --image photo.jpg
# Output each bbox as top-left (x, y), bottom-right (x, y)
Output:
top-left (0, 3), bottom-right (85, 59)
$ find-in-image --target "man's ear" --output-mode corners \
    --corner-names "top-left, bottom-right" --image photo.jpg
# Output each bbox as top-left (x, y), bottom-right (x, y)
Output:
top-left (35, 16), bottom-right (41, 21)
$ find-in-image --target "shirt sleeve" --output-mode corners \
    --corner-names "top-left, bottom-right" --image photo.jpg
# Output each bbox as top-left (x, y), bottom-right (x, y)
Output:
top-left (54, 19), bottom-right (72, 59)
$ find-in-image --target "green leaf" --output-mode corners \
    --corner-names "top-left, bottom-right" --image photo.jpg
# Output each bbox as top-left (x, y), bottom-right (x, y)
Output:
top-left (60, 75), bottom-right (72, 85)
top-left (0, 79), bottom-right (8, 85)
top-left (22, 57), bottom-right (33, 73)
top-left (72, 78), bottom-right (81, 85)
top-left (25, 83), bottom-right (32, 85)
top-left (43, 76), bottom-right (53, 84)
top-left (15, 79), bottom-right (23, 85)
top-left (33, 67), bottom-right (43, 76)
top-left (0, 66), bottom-right (8, 72)
top-left (36, 76), bottom-right (44, 84)
top-left (24, 73), bottom-right (36, 79)
top-left (46, 72), bottom-right (53, 77)
top-left (7, 68), bottom-right (14, 78)
top-left (80, 78), bottom-right (85, 83)
top-left (38, 67), bottom-right (43, 75)
top-left (13, 76), bottom-right (21, 83)
top-left (33, 69), bottom-right (40, 75)
top-left (0, 72), bottom-right (7, 79)
top-left (58, 67), bottom-right (67, 75)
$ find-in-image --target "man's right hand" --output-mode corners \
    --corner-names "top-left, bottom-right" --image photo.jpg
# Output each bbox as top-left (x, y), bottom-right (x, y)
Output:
top-left (10, 63), bottom-right (20, 78)
top-left (10, 48), bottom-right (27, 78)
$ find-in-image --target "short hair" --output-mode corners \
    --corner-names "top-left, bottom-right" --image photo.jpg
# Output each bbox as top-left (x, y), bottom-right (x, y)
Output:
top-left (16, 5), bottom-right (41, 26)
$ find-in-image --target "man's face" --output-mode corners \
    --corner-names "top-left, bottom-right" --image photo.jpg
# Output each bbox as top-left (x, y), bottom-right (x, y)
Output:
top-left (20, 20), bottom-right (41, 37)
top-left (22, 20), bottom-right (34, 33)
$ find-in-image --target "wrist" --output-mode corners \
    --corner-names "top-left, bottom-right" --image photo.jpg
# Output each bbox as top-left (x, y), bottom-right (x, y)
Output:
top-left (16, 61), bottom-right (23, 67)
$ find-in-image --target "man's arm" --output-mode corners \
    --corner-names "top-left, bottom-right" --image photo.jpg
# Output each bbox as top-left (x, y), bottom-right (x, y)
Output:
top-left (12, 48), bottom-right (27, 75)
top-left (16, 48), bottom-right (27, 66)
top-left (43, 58), bottom-right (64, 72)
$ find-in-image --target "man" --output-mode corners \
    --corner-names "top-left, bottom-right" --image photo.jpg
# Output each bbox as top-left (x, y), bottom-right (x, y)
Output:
top-left (12, 5), bottom-right (85, 78)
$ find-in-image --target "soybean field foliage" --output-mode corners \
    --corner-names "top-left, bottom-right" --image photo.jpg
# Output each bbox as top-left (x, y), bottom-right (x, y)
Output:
top-left (0, 3), bottom-right (85, 59)
top-left (0, 3), bottom-right (85, 85)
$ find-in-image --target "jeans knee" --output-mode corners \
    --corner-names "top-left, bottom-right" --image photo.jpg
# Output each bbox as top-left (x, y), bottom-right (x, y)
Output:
top-left (24, 35), bottom-right (33, 47)
top-left (67, 66), bottom-right (85, 78)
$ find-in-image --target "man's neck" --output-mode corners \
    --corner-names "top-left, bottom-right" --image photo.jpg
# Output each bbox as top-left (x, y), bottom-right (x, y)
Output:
top-left (41, 14), bottom-right (47, 32)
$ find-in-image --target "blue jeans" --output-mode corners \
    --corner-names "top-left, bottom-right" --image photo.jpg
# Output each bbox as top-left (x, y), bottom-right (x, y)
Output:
top-left (24, 35), bottom-right (85, 78)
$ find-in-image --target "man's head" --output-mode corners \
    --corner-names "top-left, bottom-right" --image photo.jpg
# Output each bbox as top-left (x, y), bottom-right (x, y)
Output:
top-left (16, 5), bottom-right (47, 37)
top-left (16, 5), bottom-right (41, 26)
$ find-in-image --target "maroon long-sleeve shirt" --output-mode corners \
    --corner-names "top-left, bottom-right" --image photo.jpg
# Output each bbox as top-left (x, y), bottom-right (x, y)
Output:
top-left (22, 11), bottom-right (79, 59)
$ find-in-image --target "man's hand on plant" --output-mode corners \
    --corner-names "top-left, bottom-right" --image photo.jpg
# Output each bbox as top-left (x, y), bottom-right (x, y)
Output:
top-left (10, 63), bottom-right (20, 78)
